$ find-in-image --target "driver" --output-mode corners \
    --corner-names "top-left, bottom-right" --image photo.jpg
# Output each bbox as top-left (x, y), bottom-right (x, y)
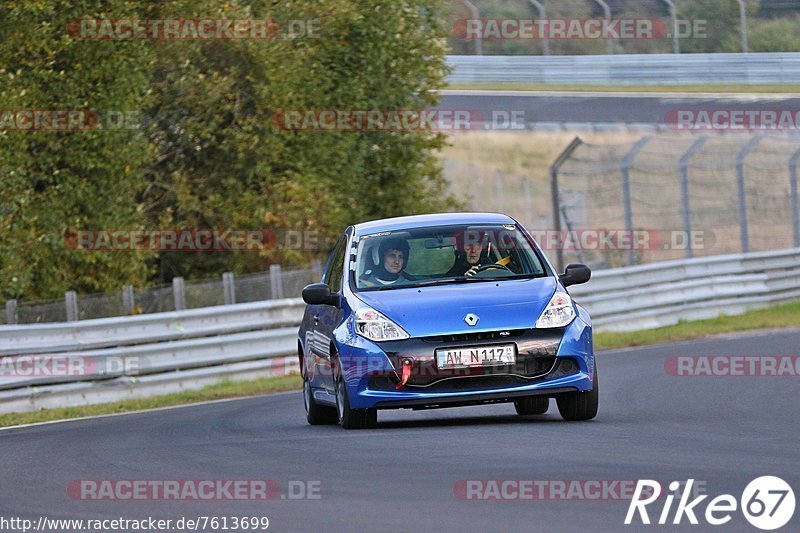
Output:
top-left (446, 231), bottom-right (489, 277)
top-left (361, 237), bottom-right (414, 287)
top-left (446, 230), bottom-right (513, 277)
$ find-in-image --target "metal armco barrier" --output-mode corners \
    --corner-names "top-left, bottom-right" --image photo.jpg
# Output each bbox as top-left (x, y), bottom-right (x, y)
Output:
top-left (570, 248), bottom-right (800, 331)
top-left (445, 53), bottom-right (800, 85)
top-left (0, 248), bottom-right (798, 413)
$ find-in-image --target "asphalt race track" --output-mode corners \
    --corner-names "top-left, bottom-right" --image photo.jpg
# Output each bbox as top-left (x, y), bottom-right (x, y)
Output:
top-left (1, 329), bottom-right (798, 532)
top-left (439, 90), bottom-right (800, 128)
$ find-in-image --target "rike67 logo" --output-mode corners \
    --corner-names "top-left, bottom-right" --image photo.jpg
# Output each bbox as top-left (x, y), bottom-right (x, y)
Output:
top-left (625, 477), bottom-right (795, 530)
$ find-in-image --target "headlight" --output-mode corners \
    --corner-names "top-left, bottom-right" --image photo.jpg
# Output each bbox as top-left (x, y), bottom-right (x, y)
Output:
top-left (535, 292), bottom-right (576, 328)
top-left (355, 307), bottom-right (410, 341)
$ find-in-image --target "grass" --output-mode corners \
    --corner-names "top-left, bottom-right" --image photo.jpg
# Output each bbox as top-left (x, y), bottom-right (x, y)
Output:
top-left (594, 301), bottom-right (800, 351)
top-left (2, 301), bottom-right (798, 428)
top-left (440, 130), bottom-right (642, 232)
top-left (448, 83), bottom-right (800, 94)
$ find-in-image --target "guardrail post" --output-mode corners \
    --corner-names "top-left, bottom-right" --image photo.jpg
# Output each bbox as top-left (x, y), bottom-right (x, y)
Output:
top-left (172, 277), bottom-right (186, 311)
top-left (270, 264), bottom-right (284, 299)
top-left (679, 136), bottom-right (709, 259)
top-left (550, 137), bottom-right (584, 273)
top-left (122, 285), bottom-right (135, 314)
top-left (65, 291), bottom-right (79, 322)
top-left (529, 0), bottom-right (550, 55)
top-left (736, 135), bottom-right (763, 253)
top-left (223, 272), bottom-right (236, 305)
top-left (5, 300), bottom-right (17, 325)
top-left (790, 148), bottom-right (800, 248)
top-left (621, 137), bottom-right (651, 266)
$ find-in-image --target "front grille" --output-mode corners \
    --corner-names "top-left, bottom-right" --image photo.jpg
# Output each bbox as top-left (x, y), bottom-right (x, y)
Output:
top-left (368, 357), bottom-right (580, 393)
top-left (421, 329), bottom-right (526, 343)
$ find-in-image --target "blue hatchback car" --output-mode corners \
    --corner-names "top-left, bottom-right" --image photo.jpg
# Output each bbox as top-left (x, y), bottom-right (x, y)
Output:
top-left (298, 213), bottom-right (596, 429)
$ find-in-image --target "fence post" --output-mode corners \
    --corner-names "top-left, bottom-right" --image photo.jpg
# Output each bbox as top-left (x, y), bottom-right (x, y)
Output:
top-left (463, 0), bottom-right (482, 55)
top-left (122, 285), bottom-right (135, 314)
top-left (529, 0), bottom-right (550, 55)
top-left (679, 136), bottom-right (709, 259)
top-left (223, 272), bottom-right (236, 305)
top-left (5, 300), bottom-right (17, 325)
top-left (494, 172), bottom-right (504, 213)
top-left (550, 137), bottom-right (584, 273)
top-left (736, 135), bottom-right (763, 253)
top-left (592, 0), bottom-right (614, 54)
top-left (270, 264), bottom-right (285, 299)
top-left (311, 259), bottom-right (323, 282)
top-left (523, 180), bottom-right (533, 228)
top-left (172, 277), bottom-right (186, 311)
top-left (621, 137), bottom-right (651, 266)
top-left (65, 291), bottom-right (79, 322)
top-left (790, 148), bottom-right (800, 248)
top-left (736, 0), bottom-right (749, 53)
top-left (661, 0), bottom-right (680, 53)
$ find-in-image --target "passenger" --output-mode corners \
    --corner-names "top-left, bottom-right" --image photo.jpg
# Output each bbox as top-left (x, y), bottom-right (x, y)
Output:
top-left (361, 238), bottom-right (414, 287)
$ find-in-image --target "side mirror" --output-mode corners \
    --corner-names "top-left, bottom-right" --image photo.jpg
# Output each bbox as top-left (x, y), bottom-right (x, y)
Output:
top-left (559, 264), bottom-right (591, 288)
top-left (302, 283), bottom-right (340, 306)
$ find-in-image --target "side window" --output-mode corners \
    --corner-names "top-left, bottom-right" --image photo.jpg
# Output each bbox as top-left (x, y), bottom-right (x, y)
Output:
top-left (323, 235), bottom-right (347, 292)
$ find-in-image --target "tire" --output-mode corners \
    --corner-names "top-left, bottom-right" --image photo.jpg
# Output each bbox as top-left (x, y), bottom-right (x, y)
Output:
top-left (556, 364), bottom-right (599, 421)
top-left (303, 376), bottom-right (337, 425)
top-left (334, 361), bottom-right (377, 430)
top-left (514, 396), bottom-right (549, 415)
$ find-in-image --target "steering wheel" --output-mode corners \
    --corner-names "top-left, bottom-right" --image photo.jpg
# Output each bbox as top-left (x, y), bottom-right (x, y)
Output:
top-left (474, 263), bottom-right (512, 274)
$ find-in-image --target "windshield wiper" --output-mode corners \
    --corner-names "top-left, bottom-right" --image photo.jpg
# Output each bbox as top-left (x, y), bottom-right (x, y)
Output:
top-left (411, 277), bottom-right (468, 287)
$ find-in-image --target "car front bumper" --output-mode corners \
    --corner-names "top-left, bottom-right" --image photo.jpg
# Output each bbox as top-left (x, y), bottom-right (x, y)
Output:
top-left (337, 311), bottom-right (594, 410)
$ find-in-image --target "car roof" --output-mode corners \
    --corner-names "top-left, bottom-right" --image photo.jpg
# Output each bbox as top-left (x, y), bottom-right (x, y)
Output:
top-left (353, 212), bottom-right (517, 236)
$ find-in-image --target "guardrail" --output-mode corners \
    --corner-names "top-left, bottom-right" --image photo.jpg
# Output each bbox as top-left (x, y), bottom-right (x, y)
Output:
top-left (445, 53), bottom-right (800, 85)
top-left (0, 248), bottom-right (798, 414)
top-left (570, 248), bottom-right (800, 331)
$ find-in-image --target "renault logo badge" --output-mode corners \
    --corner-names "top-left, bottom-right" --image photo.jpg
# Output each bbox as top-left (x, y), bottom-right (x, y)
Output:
top-left (464, 313), bottom-right (479, 326)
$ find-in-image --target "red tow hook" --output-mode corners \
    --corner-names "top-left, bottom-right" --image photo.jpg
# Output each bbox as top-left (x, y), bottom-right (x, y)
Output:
top-left (396, 359), bottom-right (413, 389)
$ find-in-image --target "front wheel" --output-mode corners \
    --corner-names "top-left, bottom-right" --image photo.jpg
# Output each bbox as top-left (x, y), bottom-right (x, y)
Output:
top-left (335, 362), bottom-right (377, 430)
top-left (514, 396), bottom-right (549, 415)
top-left (556, 365), bottom-right (599, 421)
top-left (304, 376), bottom-right (337, 425)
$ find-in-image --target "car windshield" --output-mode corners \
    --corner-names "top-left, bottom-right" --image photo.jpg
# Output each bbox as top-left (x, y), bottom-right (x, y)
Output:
top-left (352, 224), bottom-right (548, 291)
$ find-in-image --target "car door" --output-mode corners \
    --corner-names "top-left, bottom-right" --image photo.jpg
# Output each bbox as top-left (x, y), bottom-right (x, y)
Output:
top-left (306, 233), bottom-right (347, 394)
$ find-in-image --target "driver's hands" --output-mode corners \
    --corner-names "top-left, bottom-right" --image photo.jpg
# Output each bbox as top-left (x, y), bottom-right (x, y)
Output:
top-left (465, 264), bottom-right (480, 277)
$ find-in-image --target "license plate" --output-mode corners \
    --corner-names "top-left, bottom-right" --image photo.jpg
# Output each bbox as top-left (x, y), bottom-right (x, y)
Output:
top-left (435, 344), bottom-right (516, 369)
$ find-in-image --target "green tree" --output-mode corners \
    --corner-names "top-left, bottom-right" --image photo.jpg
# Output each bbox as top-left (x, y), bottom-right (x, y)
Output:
top-left (0, 0), bottom-right (155, 300)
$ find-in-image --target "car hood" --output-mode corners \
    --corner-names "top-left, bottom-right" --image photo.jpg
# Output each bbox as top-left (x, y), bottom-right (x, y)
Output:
top-left (353, 277), bottom-right (558, 338)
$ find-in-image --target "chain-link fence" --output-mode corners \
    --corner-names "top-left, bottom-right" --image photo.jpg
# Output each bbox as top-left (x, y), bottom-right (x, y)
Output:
top-left (2, 263), bottom-right (322, 326)
top-left (552, 133), bottom-right (800, 270)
